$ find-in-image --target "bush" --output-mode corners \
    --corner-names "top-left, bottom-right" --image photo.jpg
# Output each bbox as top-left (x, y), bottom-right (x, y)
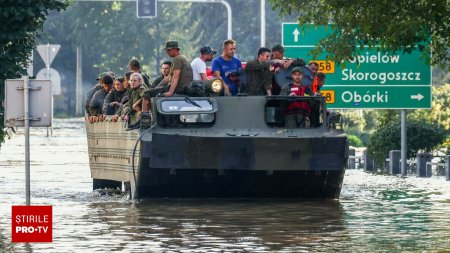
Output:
top-left (367, 119), bottom-right (446, 165)
top-left (345, 127), bottom-right (370, 146)
top-left (347, 134), bottom-right (363, 147)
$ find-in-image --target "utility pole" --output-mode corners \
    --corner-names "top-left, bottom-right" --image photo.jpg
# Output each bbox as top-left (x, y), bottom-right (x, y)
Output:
top-left (260, 0), bottom-right (265, 47)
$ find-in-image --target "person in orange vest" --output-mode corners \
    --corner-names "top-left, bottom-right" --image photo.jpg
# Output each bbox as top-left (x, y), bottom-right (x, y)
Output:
top-left (310, 72), bottom-right (326, 127)
top-left (311, 72), bottom-right (326, 95)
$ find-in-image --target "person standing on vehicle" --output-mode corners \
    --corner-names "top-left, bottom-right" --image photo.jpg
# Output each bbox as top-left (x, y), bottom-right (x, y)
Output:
top-left (211, 39), bottom-right (243, 96)
top-left (302, 62), bottom-right (319, 88)
top-left (191, 46), bottom-right (217, 81)
top-left (271, 44), bottom-right (307, 95)
top-left (310, 72), bottom-right (326, 127)
top-left (243, 47), bottom-right (273, 96)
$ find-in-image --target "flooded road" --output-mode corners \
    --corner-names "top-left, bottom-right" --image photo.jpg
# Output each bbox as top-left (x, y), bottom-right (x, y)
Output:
top-left (1, 118), bottom-right (450, 252)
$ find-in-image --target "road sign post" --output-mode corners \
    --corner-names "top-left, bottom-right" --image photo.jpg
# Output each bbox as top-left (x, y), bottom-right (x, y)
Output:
top-left (4, 77), bottom-right (52, 205)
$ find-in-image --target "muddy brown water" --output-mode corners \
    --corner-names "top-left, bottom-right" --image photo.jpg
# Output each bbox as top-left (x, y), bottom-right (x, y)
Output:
top-left (1, 118), bottom-right (449, 252)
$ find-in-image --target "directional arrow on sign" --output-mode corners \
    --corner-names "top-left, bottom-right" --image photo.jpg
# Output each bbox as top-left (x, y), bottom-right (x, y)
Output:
top-left (292, 28), bottom-right (300, 42)
top-left (410, 93), bottom-right (424, 101)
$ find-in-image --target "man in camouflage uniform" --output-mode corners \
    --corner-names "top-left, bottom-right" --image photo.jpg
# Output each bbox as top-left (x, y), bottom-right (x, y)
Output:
top-left (243, 47), bottom-right (273, 96)
top-left (140, 40), bottom-right (193, 112)
top-left (150, 61), bottom-right (171, 88)
top-left (123, 73), bottom-right (145, 125)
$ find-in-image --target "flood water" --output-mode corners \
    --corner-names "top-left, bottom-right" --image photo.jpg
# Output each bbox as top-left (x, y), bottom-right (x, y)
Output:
top-left (1, 118), bottom-right (450, 252)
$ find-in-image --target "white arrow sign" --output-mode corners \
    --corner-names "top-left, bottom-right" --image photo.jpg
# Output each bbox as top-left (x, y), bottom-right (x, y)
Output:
top-left (292, 28), bottom-right (300, 42)
top-left (37, 44), bottom-right (60, 68)
top-left (410, 93), bottom-right (424, 101)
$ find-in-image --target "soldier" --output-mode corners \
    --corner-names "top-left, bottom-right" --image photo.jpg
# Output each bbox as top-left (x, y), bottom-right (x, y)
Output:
top-left (150, 61), bottom-right (171, 88)
top-left (162, 40), bottom-right (193, 97)
top-left (102, 77), bottom-right (126, 115)
top-left (85, 72), bottom-right (106, 116)
top-left (128, 59), bottom-right (150, 89)
top-left (89, 75), bottom-right (114, 116)
top-left (271, 44), bottom-right (306, 95)
top-left (85, 71), bottom-right (116, 115)
top-left (123, 73), bottom-right (145, 125)
top-left (140, 40), bottom-right (193, 113)
top-left (243, 47), bottom-right (272, 96)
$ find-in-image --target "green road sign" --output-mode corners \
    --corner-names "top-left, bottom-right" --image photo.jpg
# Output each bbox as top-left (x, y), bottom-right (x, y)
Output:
top-left (320, 86), bottom-right (431, 109)
top-left (282, 24), bottom-right (333, 46)
top-left (284, 47), bottom-right (431, 86)
top-left (282, 23), bottom-right (432, 109)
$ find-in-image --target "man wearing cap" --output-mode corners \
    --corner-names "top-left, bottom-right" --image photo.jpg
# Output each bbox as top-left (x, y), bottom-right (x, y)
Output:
top-left (280, 67), bottom-right (313, 128)
top-left (89, 75), bottom-right (114, 116)
top-left (191, 46), bottom-right (217, 81)
top-left (85, 72), bottom-right (114, 115)
top-left (139, 40), bottom-right (193, 114)
top-left (162, 40), bottom-right (193, 97)
top-left (271, 44), bottom-right (306, 70)
top-left (211, 39), bottom-right (243, 96)
top-left (271, 44), bottom-right (307, 95)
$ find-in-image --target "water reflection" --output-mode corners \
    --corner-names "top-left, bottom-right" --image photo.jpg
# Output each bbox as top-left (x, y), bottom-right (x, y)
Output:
top-left (85, 200), bottom-right (345, 252)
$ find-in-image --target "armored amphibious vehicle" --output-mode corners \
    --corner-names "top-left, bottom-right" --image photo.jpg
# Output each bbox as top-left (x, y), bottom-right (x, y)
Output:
top-left (86, 93), bottom-right (348, 199)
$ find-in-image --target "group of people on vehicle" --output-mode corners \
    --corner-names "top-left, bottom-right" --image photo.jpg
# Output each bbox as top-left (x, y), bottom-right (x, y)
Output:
top-left (85, 39), bottom-right (327, 129)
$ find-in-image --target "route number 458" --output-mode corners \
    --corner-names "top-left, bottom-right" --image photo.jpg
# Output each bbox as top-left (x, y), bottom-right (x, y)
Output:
top-left (310, 60), bottom-right (335, 74)
top-left (320, 90), bottom-right (335, 104)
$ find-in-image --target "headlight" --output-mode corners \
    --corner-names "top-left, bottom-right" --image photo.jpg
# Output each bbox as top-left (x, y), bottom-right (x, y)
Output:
top-left (210, 79), bottom-right (223, 94)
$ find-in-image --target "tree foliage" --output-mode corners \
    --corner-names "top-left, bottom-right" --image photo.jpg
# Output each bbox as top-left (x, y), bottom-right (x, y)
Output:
top-left (269, 0), bottom-right (450, 68)
top-left (367, 120), bottom-right (446, 165)
top-left (0, 0), bottom-right (68, 146)
top-left (34, 1), bottom-right (297, 115)
top-left (409, 84), bottom-right (450, 131)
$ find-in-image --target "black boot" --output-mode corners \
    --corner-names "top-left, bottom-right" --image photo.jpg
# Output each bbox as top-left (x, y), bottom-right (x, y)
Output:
top-left (126, 120), bottom-right (141, 130)
top-left (126, 112), bottom-right (152, 131)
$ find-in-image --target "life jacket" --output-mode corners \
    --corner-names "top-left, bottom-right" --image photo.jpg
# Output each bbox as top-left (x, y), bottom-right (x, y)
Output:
top-left (285, 83), bottom-right (311, 115)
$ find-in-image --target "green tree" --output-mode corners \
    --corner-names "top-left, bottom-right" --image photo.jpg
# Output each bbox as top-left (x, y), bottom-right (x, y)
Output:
top-left (269, 0), bottom-right (449, 68)
top-left (408, 84), bottom-right (450, 131)
top-left (0, 0), bottom-right (69, 146)
top-left (367, 120), bottom-right (446, 165)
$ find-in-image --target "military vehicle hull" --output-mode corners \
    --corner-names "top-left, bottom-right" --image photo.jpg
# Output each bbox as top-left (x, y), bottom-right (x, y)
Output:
top-left (86, 96), bottom-right (348, 199)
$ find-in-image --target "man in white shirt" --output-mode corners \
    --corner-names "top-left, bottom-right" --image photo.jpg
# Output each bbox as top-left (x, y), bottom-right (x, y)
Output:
top-left (191, 46), bottom-right (217, 81)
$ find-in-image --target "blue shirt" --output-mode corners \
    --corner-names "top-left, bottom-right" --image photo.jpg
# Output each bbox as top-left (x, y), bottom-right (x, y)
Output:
top-left (211, 56), bottom-right (243, 95)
